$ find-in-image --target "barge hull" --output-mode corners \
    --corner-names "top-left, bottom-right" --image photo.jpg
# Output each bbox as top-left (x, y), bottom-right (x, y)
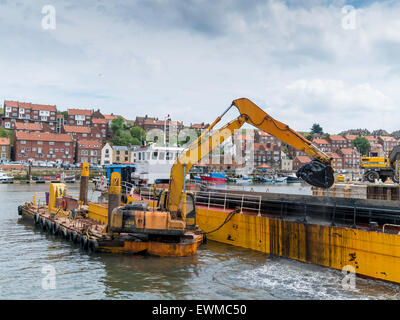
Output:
top-left (20, 205), bottom-right (202, 257)
top-left (197, 207), bottom-right (400, 283)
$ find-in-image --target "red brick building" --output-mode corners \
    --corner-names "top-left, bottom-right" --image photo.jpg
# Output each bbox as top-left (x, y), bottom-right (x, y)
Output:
top-left (91, 118), bottom-right (108, 140)
top-left (67, 109), bottom-right (93, 126)
top-left (0, 137), bottom-right (11, 161)
top-left (76, 140), bottom-right (102, 164)
top-left (62, 125), bottom-right (91, 141)
top-left (14, 132), bottom-right (74, 163)
top-left (287, 145), bottom-right (308, 159)
top-left (134, 115), bottom-right (158, 128)
top-left (344, 134), bottom-right (357, 148)
top-left (312, 138), bottom-right (331, 153)
top-left (2, 100), bottom-right (57, 132)
top-left (338, 148), bottom-right (360, 169)
top-left (293, 155), bottom-right (311, 170)
top-left (326, 151), bottom-right (343, 170)
top-left (326, 135), bottom-right (350, 150)
top-left (15, 122), bottom-right (43, 133)
top-left (378, 136), bottom-right (397, 153)
top-left (253, 143), bottom-right (281, 169)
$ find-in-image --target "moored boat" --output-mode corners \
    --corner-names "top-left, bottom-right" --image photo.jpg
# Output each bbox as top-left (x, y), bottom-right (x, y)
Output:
top-left (200, 172), bottom-right (226, 184)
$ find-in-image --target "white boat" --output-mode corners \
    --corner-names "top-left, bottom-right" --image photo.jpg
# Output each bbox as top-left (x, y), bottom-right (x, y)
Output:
top-left (0, 169), bottom-right (13, 182)
top-left (131, 144), bottom-right (189, 185)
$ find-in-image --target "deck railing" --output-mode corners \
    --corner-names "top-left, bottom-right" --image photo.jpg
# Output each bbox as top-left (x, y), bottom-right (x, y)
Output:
top-left (133, 187), bottom-right (262, 216)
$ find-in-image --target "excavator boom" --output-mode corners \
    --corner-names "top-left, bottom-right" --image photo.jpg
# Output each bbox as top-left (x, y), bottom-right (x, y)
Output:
top-left (167, 98), bottom-right (334, 213)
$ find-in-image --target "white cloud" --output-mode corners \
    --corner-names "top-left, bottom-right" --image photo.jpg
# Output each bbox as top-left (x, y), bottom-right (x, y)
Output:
top-left (0, 0), bottom-right (400, 134)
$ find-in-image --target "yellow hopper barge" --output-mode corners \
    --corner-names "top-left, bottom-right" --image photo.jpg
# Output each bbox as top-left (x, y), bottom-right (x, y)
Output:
top-left (129, 187), bottom-right (400, 284)
top-left (18, 165), bottom-right (202, 257)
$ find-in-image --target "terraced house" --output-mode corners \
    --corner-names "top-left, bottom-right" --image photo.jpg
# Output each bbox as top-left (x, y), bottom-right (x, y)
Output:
top-left (76, 140), bottom-right (102, 164)
top-left (1, 100), bottom-right (57, 132)
top-left (14, 132), bottom-right (74, 163)
top-left (0, 137), bottom-right (11, 161)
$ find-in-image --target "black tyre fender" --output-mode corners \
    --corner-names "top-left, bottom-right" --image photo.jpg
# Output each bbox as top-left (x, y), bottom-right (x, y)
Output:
top-left (52, 222), bottom-right (59, 235)
top-left (34, 213), bottom-right (40, 224)
top-left (80, 235), bottom-right (88, 250)
top-left (40, 217), bottom-right (47, 230)
top-left (88, 239), bottom-right (98, 253)
top-left (17, 205), bottom-right (22, 216)
top-left (61, 227), bottom-right (68, 239)
top-left (70, 231), bottom-right (78, 243)
top-left (46, 220), bottom-right (53, 233)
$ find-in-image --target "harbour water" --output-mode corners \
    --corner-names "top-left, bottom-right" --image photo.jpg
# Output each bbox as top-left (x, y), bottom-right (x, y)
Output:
top-left (1, 183), bottom-right (400, 299)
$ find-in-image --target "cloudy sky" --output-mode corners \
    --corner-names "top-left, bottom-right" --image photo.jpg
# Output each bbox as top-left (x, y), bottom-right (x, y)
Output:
top-left (1, 0), bottom-right (399, 133)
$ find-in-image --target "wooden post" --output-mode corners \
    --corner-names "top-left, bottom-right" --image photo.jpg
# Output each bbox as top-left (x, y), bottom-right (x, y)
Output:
top-left (79, 163), bottom-right (90, 205)
top-left (108, 172), bottom-right (121, 234)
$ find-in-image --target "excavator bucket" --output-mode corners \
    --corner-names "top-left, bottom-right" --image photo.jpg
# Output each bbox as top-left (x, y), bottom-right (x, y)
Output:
top-left (296, 160), bottom-right (334, 189)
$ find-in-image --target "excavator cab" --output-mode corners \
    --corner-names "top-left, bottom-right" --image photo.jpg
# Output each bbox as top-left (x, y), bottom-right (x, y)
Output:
top-left (158, 190), bottom-right (197, 229)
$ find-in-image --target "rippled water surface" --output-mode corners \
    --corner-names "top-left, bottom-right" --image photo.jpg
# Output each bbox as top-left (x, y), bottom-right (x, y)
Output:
top-left (1, 183), bottom-right (400, 300)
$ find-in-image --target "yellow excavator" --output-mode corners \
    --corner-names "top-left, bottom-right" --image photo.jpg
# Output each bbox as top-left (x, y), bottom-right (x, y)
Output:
top-left (109, 98), bottom-right (334, 240)
top-left (361, 146), bottom-right (400, 183)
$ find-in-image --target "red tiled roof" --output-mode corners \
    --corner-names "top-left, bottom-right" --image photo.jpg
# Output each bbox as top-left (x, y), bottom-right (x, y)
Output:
top-left (18, 102), bottom-right (32, 109)
top-left (313, 138), bottom-right (329, 144)
top-left (77, 140), bottom-right (102, 149)
top-left (340, 148), bottom-right (359, 155)
top-left (31, 104), bottom-right (56, 112)
top-left (15, 122), bottom-right (42, 131)
top-left (329, 135), bottom-right (346, 141)
top-left (191, 123), bottom-right (209, 129)
top-left (365, 136), bottom-right (377, 142)
top-left (63, 125), bottom-right (90, 134)
top-left (15, 132), bottom-right (72, 142)
top-left (4, 101), bottom-right (55, 111)
top-left (104, 114), bottom-right (116, 120)
top-left (4, 100), bottom-right (18, 108)
top-left (68, 109), bottom-right (93, 116)
top-left (379, 136), bottom-right (394, 141)
top-left (0, 137), bottom-right (10, 145)
top-left (326, 152), bottom-right (341, 159)
top-left (295, 155), bottom-right (312, 163)
top-left (92, 118), bottom-right (107, 124)
top-left (344, 134), bottom-right (357, 140)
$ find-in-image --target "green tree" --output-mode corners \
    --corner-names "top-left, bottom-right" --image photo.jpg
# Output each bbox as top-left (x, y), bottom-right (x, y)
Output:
top-left (0, 128), bottom-right (12, 144)
top-left (310, 123), bottom-right (323, 134)
top-left (130, 126), bottom-right (146, 145)
top-left (112, 131), bottom-right (134, 146)
top-left (306, 133), bottom-right (314, 141)
top-left (353, 137), bottom-right (370, 156)
top-left (111, 116), bottom-right (125, 133)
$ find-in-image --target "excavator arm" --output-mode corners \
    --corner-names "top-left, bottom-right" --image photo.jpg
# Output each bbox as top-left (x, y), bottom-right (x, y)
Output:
top-left (167, 98), bottom-right (334, 214)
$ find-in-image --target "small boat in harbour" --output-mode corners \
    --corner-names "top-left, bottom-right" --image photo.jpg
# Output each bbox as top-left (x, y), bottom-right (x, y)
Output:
top-left (0, 169), bottom-right (13, 183)
top-left (286, 174), bottom-right (302, 183)
top-left (200, 172), bottom-right (227, 184)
